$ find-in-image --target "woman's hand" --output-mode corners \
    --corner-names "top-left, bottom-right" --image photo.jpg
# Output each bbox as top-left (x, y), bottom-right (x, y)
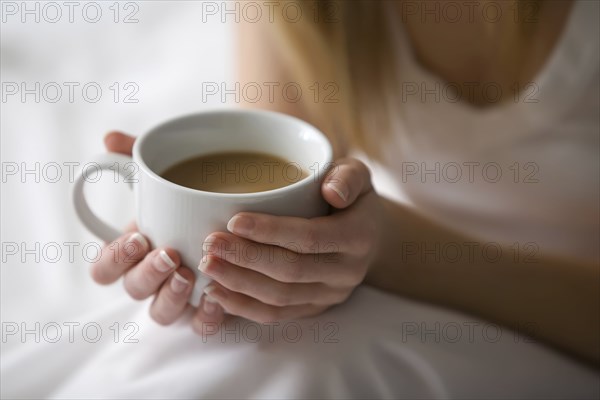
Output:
top-left (89, 132), bottom-right (199, 326)
top-left (90, 131), bottom-right (383, 334)
top-left (195, 155), bottom-right (383, 331)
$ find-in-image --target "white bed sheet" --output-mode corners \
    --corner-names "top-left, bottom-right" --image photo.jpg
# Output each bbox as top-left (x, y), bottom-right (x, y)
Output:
top-left (3, 286), bottom-right (598, 399)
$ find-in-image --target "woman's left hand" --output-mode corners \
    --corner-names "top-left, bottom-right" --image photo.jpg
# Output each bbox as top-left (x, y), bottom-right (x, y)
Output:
top-left (193, 158), bottom-right (383, 333)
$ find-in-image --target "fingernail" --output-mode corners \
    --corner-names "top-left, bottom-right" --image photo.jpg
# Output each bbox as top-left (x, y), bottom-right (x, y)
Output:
top-left (227, 215), bottom-right (254, 236)
top-left (152, 250), bottom-right (177, 273)
top-left (198, 256), bottom-right (223, 278)
top-left (203, 286), bottom-right (221, 315)
top-left (170, 272), bottom-right (189, 294)
top-left (326, 182), bottom-right (348, 202)
top-left (202, 235), bottom-right (217, 254)
top-left (198, 255), bottom-right (209, 273)
top-left (125, 232), bottom-right (148, 256)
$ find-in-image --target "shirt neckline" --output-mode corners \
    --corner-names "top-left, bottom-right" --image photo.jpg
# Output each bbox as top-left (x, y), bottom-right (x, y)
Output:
top-left (386, 0), bottom-right (599, 125)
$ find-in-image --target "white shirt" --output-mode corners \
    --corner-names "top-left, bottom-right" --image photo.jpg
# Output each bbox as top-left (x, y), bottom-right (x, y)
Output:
top-left (369, 0), bottom-right (599, 263)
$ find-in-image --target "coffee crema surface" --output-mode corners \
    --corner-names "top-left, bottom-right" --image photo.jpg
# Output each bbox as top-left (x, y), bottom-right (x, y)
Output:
top-left (160, 151), bottom-right (308, 193)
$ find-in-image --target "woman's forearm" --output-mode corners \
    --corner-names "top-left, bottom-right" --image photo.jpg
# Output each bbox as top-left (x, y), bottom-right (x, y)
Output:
top-left (366, 197), bottom-right (599, 365)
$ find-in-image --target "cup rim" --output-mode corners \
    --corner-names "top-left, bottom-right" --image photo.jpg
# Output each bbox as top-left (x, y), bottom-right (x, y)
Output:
top-left (132, 109), bottom-right (333, 198)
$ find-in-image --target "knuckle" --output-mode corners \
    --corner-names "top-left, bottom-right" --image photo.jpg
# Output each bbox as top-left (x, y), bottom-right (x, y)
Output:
top-left (222, 273), bottom-right (243, 292)
top-left (259, 215), bottom-right (275, 234)
top-left (349, 223), bottom-right (377, 256)
top-left (208, 291), bottom-right (235, 315)
top-left (337, 264), bottom-right (364, 287)
top-left (123, 277), bottom-right (149, 300)
top-left (281, 262), bottom-right (303, 283)
top-left (163, 283), bottom-right (187, 304)
top-left (90, 263), bottom-right (113, 285)
top-left (191, 316), bottom-right (211, 335)
top-left (262, 219), bottom-right (282, 244)
top-left (354, 269), bottom-right (367, 285)
top-left (350, 236), bottom-right (371, 256)
top-left (348, 262), bottom-right (368, 284)
top-left (191, 318), bottom-right (203, 335)
top-left (332, 289), bottom-right (351, 305)
top-left (300, 224), bottom-right (319, 250)
top-left (150, 307), bottom-right (173, 326)
top-left (269, 287), bottom-right (292, 307)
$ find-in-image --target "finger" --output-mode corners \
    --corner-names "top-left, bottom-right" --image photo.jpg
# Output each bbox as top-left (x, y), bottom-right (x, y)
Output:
top-left (149, 267), bottom-right (196, 326)
top-left (122, 248), bottom-right (180, 300)
top-left (226, 210), bottom-right (357, 254)
top-left (198, 254), bottom-right (345, 306)
top-left (321, 158), bottom-right (373, 209)
top-left (124, 221), bottom-right (137, 232)
top-left (200, 282), bottom-right (327, 324)
top-left (191, 294), bottom-right (226, 336)
top-left (104, 131), bottom-right (135, 156)
top-left (90, 232), bottom-right (149, 285)
top-left (203, 232), bottom-right (361, 286)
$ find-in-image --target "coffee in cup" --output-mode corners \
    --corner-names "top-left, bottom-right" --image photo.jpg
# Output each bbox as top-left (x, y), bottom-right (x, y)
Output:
top-left (160, 151), bottom-right (308, 193)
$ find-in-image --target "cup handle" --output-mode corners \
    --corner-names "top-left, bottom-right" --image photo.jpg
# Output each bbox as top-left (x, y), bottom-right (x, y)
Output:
top-left (72, 153), bottom-right (136, 242)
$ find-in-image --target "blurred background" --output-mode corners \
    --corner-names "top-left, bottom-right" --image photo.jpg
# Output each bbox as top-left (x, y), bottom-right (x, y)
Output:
top-left (1, 0), bottom-right (232, 370)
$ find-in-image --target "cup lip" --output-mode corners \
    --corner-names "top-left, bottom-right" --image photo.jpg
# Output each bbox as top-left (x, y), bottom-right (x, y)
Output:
top-left (132, 108), bottom-right (333, 198)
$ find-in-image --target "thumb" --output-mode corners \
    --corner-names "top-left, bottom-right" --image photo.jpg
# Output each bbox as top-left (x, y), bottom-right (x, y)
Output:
top-left (321, 158), bottom-right (373, 209)
top-left (104, 131), bottom-right (136, 156)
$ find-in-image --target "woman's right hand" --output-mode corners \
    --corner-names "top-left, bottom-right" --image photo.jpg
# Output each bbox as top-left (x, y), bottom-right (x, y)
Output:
top-left (89, 131), bottom-right (224, 330)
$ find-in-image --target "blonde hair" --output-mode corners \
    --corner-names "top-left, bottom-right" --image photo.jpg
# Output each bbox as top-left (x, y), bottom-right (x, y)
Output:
top-left (272, 1), bottom-right (395, 157)
top-left (273, 0), bottom-right (543, 157)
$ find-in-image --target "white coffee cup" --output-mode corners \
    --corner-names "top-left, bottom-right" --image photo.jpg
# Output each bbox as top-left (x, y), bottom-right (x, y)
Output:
top-left (72, 109), bottom-right (332, 306)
